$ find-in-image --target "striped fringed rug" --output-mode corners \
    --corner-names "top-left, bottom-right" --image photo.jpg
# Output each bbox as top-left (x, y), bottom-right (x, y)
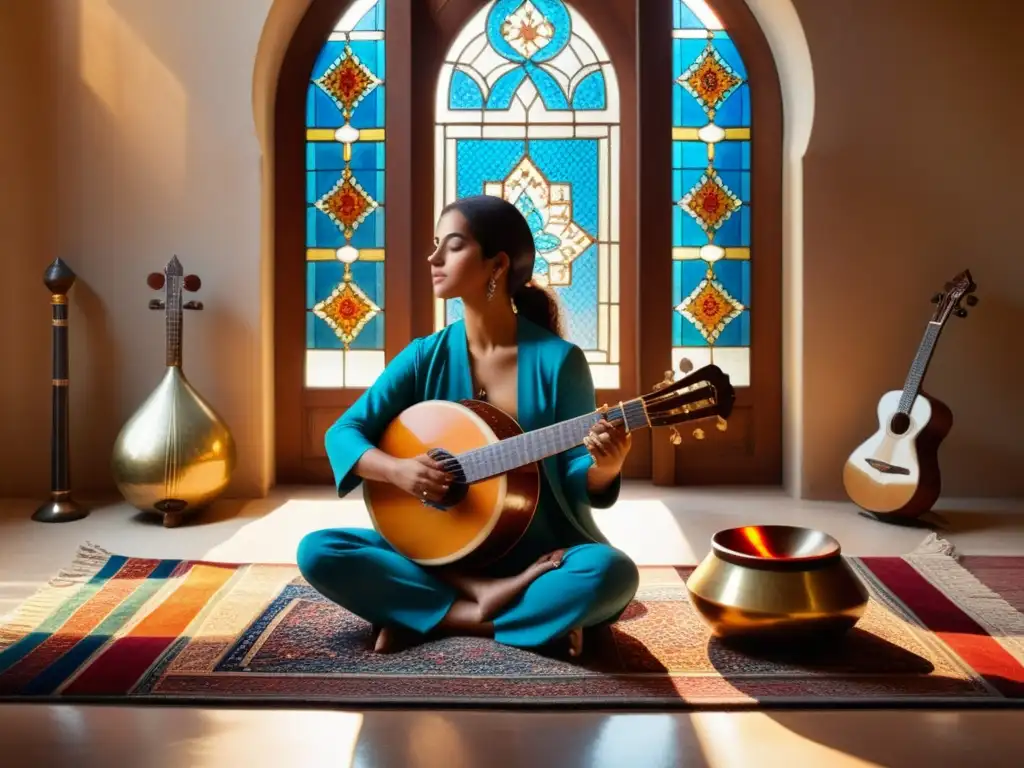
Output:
top-left (1, 536), bottom-right (1023, 708)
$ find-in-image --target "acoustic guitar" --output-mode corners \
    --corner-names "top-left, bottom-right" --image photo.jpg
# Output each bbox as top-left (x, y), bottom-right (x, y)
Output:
top-left (842, 269), bottom-right (978, 520)
top-left (364, 363), bottom-right (735, 566)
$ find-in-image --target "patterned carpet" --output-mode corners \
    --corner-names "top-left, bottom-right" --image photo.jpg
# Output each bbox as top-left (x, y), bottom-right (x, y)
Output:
top-left (1, 538), bottom-right (1023, 707)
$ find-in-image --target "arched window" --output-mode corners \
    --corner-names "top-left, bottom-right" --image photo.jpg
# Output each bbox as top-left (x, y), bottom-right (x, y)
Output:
top-left (304, 0), bottom-right (387, 389)
top-left (275, 0), bottom-right (780, 485)
top-left (434, 0), bottom-right (622, 390)
top-left (671, 0), bottom-right (751, 387)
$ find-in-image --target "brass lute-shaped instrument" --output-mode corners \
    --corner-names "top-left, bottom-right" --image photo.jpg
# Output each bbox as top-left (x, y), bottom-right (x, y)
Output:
top-left (111, 256), bottom-right (236, 527)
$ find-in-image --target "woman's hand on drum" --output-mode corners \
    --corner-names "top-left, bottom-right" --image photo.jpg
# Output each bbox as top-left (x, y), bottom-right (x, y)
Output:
top-left (388, 455), bottom-right (452, 503)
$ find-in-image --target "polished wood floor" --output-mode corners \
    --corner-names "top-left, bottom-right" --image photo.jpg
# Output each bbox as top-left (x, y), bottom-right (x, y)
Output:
top-left (1, 486), bottom-right (1023, 766)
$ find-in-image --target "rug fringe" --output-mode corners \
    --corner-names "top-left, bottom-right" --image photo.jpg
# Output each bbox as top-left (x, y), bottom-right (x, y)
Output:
top-left (0, 541), bottom-right (114, 652)
top-left (910, 532), bottom-right (958, 559)
top-left (908, 542), bottom-right (1024, 669)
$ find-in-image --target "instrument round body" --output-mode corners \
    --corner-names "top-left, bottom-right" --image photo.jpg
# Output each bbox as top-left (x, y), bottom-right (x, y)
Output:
top-left (364, 399), bottom-right (540, 568)
top-left (685, 525), bottom-right (869, 641)
top-left (111, 366), bottom-right (236, 525)
top-left (842, 389), bottom-right (953, 518)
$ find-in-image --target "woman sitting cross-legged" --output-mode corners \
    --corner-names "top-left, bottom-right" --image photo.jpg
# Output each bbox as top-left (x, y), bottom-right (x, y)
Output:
top-left (297, 195), bottom-right (639, 658)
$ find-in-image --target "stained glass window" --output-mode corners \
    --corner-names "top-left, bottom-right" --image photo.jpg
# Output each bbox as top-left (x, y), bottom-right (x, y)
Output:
top-left (304, 0), bottom-right (386, 389)
top-left (435, 0), bottom-right (621, 390)
top-left (672, 0), bottom-right (751, 386)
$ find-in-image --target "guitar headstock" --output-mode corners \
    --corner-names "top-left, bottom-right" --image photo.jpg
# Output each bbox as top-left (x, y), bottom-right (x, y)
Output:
top-left (930, 269), bottom-right (978, 323)
top-left (146, 256), bottom-right (204, 311)
top-left (643, 362), bottom-right (735, 444)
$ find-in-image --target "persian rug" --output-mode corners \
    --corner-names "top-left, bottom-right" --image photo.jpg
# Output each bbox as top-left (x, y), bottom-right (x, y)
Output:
top-left (1, 536), bottom-right (1023, 708)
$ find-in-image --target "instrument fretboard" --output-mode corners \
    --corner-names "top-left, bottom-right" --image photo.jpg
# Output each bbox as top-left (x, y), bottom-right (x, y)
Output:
top-left (455, 399), bottom-right (649, 483)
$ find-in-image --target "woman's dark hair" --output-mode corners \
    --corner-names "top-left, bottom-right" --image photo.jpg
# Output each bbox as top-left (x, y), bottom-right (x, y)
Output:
top-left (441, 195), bottom-right (564, 337)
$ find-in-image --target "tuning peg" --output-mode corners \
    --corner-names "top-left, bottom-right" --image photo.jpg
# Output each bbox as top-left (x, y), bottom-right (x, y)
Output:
top-left (966, 295), bottom-right (979, 306)
top-left (669, 428), bottom-right (683, 446)
top-left (692, 428), bottom-right (706, 440)
top-left (147, 272), bottom-right (165, 290)
top-left (930, 293), bottom-right (943, 304)
top-left (955, 308), bottom-right (968, 318)
top-left (653, 370), bottom-right (674, 391)
top-left (183, 275), bottom-right (202, 292)
top-left (183, 300), bottom-right (204, 311)
top-left (678, 357), bottom-right (694, 374)
top-left (716, 417), bottom-right (728, 432)
top-left (148, 299), bottom-right (165, 310)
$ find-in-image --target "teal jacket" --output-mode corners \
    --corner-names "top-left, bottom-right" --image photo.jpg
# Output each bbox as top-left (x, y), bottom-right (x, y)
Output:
top-left (324, 316), bottom-right (620, 545)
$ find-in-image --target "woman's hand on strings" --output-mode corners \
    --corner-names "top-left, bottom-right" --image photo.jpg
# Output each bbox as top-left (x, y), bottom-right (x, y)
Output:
top-left (583, 418), bottom-right (631, 474)
top-left (388, 455), bottom-right (452, 503)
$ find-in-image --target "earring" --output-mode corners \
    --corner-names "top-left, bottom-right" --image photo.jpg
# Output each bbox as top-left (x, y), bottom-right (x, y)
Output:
top-left (486, 275), bottom-right (497, 302)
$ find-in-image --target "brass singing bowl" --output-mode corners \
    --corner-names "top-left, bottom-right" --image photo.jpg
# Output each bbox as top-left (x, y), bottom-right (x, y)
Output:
top-left (685, 525), bottom-right (869, 641)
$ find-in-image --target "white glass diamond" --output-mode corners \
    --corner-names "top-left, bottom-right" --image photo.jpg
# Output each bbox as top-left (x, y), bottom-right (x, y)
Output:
top-left (700, 244), bottom-right (725, 263)
top-left (697, 122), bottom-right (726, 144)
top-left (336, 246), bottom-right (359, 264)
top-left (334, 123), bottom-right (360, 145)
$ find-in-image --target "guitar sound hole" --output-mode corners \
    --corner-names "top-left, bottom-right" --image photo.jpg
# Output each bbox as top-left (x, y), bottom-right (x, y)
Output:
top-left (427, 448), bottom-right (468, 510)
top-left (889, 412), bottom-right (911, 435)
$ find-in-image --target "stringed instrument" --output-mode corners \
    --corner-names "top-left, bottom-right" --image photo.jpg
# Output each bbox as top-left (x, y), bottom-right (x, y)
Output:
top-left (364, 363), bottom-right (735, 566)
top-left (843, 269), bottom-right (978, 520)
top-left (110, 256), bottom-right (237, 528)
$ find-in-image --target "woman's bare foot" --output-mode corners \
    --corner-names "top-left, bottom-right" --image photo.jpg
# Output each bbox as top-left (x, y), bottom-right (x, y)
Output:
top-left (440, 549), bottom-right (565, 622)
top-left (371, 625), bottom-right (417, 654)
top-left (567, 627), bottom-right (584, 658)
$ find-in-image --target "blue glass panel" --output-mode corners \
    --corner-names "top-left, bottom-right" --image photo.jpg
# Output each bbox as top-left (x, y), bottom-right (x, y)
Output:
top-left (714, 260), bottom-right (751, 306)
top-left (349, 314), bottom-right (384, 349)
top-left (350, 86), bottom-right (385, 128)
top-left (349, 41), bottom-right (384, 80)
top-left (712, 38), bottom-right (747, 80)
top-left (678, 85), bottom-right (709, 127)
top-left (676, 140), bottom-right (709, 169)
top-left (675, 1), bottom-right (706, 30)
top-left (712, 140), bottom-right (749, 171)
top-left (349, 141), bottom-right (385, 170)
top-left (716, 311), bottom-right (750, 346)
top-left (672, 204), bottom-right (684, 247)
top-left (447, 298), bottom-right (465, 325)
top-left (349, 208), bottom-right (385, 248)
top-left (354, 0), bottom-right (385, 32)
top-left (530, 68), bottom-right (570, 110)
top-left (313, 86), bottom-right (344, 129)
top-left (715, 83), bottom-right (750, 127)
top-left (307, 142), bottom-right (344, 171)
top-left (450, 69), bottom-right (485, 109)
top-left (676, 39), bottom-right (711, 78)
top-left (350, 168), bottom-right (385, 205)
top-left (312, 42), bottom-right (346, 82)
top-left (309, 312), bottom-right (343, 349)
top-left (305, 208), bottom-right (321, 247)
top-left (571, 71), bottom-right (606, 110)
top-left (455, 140), bottom-right (526, 198)
top-left (529, 140), bottom-right (598, 230)
top-left (486, 69), bottom-right (526, 110)
top-left (307, 261), bottom-right (345, 308)
top-left (349, 261), bottom-right (385, 308)
top-left (681, 211), bottom-right (708, 246)
top-left (716, 170), bottom-right (748, 203)
top-left (711, 206), bottom-right (750, 247)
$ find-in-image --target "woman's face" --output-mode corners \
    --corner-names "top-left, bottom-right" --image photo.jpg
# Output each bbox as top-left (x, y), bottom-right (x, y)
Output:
top-left (428, 209), bottom-right (507, 302)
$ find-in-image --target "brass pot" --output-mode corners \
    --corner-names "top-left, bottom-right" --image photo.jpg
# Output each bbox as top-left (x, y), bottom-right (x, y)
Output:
top-left (685, 525), bottom-right (869, 641)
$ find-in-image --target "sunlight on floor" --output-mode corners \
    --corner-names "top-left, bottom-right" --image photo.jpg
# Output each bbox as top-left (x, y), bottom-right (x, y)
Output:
top-left (187, 710), bottom-right (363, 767)
top-left (692, 712), bottom-right (875, 767)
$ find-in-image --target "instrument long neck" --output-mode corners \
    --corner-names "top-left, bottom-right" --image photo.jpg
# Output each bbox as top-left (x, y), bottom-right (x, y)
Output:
top-left (166, 282), bottom-right (183, 367)
top-left (898, 321), bottom-right (943, 414)
top-left (457, 399), bottom-right (650, 484)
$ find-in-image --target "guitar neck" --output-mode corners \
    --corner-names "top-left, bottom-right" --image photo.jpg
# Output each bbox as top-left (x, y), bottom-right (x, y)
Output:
top-left (897, 321), bottom-right (944, 414)
top-left (456, 399), bottom-right (650, 484)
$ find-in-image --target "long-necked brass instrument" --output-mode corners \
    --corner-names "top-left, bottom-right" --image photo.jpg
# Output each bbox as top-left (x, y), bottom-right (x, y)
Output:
top-left (111, 257), bottom-right (236, 527)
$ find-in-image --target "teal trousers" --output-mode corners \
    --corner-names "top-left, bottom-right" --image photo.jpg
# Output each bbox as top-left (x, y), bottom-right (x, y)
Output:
top-left (297, 528), bottom-right (639, 649)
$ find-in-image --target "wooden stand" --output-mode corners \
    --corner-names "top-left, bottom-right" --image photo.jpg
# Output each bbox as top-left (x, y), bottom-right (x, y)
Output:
top-left (33, 259), bottom-right (89, 523)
